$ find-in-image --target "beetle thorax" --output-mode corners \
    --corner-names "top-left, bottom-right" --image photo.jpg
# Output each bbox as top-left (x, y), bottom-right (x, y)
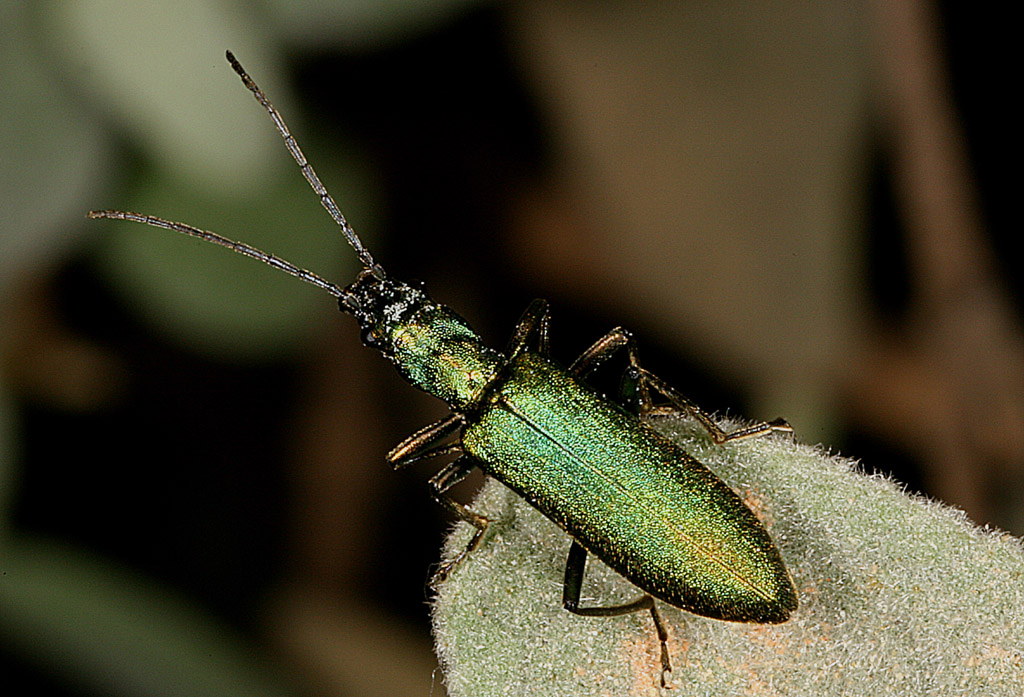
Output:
top-left (341, 271), bottom-right (503, 410)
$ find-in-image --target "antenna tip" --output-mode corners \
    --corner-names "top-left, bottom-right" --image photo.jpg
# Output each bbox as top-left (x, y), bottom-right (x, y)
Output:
top-left (225, 50), bottom-right (243, 75)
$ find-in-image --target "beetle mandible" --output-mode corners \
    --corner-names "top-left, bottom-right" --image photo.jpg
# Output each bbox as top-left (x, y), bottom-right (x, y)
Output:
top-left (90, 51), bottom-right (798, 684)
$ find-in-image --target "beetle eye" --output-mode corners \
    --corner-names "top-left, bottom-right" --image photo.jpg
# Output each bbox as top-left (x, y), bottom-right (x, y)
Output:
top-left (361, 328), bottom-right (379, 347)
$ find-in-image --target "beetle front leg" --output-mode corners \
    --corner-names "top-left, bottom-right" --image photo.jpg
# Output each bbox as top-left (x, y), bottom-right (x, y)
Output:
top-left (388, 413), bottom-right (464, 469)
top-left (430, 455), bottom-right (491, 583)
top-left (562, 541), bottom-right (672, 686)
top-left (570, 327), bottom-right (791, 443)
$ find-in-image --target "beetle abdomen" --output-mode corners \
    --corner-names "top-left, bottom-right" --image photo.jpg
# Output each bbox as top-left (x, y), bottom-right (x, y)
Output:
top-left (462, 352), bottom-right (797, 622)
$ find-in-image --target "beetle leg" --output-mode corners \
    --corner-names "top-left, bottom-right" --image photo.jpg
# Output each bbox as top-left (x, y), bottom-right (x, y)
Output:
top-left (570, 327), bottom-right (791, 443)
top-left (506, 298), bottom-right (552, 358)
top-left (568, 326), bottom-right (632, 377)
top-left (562, 541), bottom-right (672, 686)
top-left (568, 327), bottom-right (652, 413)
top-left (389, 417), bottom-right (491, 582)
top-left (640, 370), bottom-right (792, 444)
top-left (388, 413), bottom-right (465, 469)
top-left (430, 455), bottom-right (491, 582)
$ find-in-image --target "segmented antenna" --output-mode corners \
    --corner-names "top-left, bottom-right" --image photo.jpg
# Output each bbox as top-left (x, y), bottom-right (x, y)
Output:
top-left (88, 52), bottom-right (388, 305)
top-left (87, 210), bottom-right (346, 299)
top-left (224, 50), bottom-right (378, 273)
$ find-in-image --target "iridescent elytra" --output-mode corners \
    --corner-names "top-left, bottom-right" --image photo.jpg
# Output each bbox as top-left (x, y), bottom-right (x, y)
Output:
top-left (90, 51), bottom-right (798, 685)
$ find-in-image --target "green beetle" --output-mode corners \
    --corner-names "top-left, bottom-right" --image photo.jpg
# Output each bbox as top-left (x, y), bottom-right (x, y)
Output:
top-left (91, 51), bottom-right (797, 684)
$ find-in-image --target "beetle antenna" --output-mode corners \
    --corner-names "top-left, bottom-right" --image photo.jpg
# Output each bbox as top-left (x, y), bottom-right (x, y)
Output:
top-left (87, 210), bottom-right (348, 300)
top-left (224, 50), bottom-right (380, 275)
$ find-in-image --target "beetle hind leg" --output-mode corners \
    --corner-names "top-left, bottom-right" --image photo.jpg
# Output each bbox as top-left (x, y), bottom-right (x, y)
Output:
top-left (562, 541), bottom-right (672, 686)
top-left (570, 326), bottom-right (791, 443)
top-left (639, 369), bottom-right (792, 443)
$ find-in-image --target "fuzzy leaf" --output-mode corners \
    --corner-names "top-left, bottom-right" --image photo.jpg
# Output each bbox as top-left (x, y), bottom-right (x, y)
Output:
top-left (433, 416), bottom-right (1024, 696)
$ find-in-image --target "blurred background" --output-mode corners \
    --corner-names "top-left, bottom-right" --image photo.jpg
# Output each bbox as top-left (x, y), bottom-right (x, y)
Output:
top-left (1, 1), bottom-right (1019, 695)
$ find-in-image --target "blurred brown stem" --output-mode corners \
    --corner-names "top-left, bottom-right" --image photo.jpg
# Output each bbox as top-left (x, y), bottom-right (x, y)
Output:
top-left (853, 0), bottom-right (1024, 526)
